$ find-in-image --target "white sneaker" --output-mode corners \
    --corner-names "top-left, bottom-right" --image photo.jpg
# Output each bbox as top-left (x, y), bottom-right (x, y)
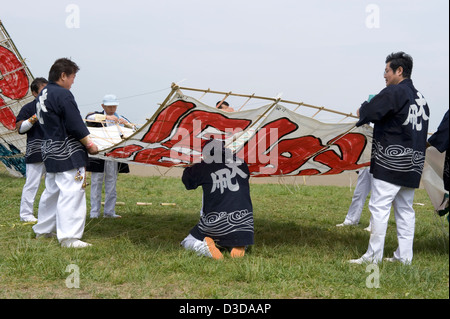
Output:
top-left (21, 216), bottom-right (37, 223)
top-left (336, 221), bottom-right (357, 227)
top-left (61, 239), bottom-right (92, 248)
top-left (348, 257), bottom-right (366, 264)
top-left (104, 213), bottom-right (121, 218)
top-left (348, 257), bottom-right (376, 264)
top-left (384, 257), bottom-right (406, 263)
top-left (363, 225), bottom-right (371, 232)
top-left (192, 240), bottom-right (212, 258)
top-left (90, 214), bottom-right (99, 219)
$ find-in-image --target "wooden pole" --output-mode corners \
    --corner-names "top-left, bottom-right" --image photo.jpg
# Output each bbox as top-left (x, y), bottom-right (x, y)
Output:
top-left (177, 85), bottom-right (358, 119)
top-left (216, 91), bottom-right (232, 109)
top-left (224, 95), bottom-right (282, 148)
top-left (237, 93), bottom-right (255, 111)
top-left (136, 202), bottom-right (152, 206)
top-left (0, 21), bottom-right (35, 80)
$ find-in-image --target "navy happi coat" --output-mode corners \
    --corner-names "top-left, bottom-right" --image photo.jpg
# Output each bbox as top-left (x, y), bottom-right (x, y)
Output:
top-left (428, 110), bottom-right (449, 191)
top-left (182, 149), bottom-right (254, 247)
top-left (16, 99), bottom-right (44, 164)
top-left (35, 82), bottom-right (89, 173)
top-left (357, 79), bottom-right (429, 188)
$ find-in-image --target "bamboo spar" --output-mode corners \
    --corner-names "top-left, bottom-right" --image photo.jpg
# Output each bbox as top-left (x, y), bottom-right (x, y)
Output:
top-left (0, 21), bottom-right (35, 80)
top-left (174, 86), bottom-right (364, 175)
top-left (216, 91), bottom-right (232, 109)
top-left (237, 93), bottom-right (255, 112)
top-left (224, 94), bottom-right (282, 148)
top-left (88, 83), bottom-right (361, 167)
top-left (177, 85), bottom-right (358, 119)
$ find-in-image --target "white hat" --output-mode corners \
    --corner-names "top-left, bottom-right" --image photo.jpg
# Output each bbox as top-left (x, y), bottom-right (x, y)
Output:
top-left (102, 94), bottom-right (119, 106)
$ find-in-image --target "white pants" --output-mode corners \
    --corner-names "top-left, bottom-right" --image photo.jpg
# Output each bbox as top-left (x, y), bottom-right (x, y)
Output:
top-left (181, 234), bottom-right (212, 258)
top-left (32, 167), bottom-right (87, 243)
top-left (361, 178), bottom-right (415, 264)
top-left (90, 161), bottom-right (118, 217)
top-left (344, 168), bottom-right (373, 224)
top-left (20, 162), bottom-right (46, 220)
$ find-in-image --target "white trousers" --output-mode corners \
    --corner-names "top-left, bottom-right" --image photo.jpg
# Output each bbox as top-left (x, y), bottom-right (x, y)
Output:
top-left (362, 178), bottom-right (415, 264)
top-left (32, 167), bottom-right (87, 243)
top-left (20, 162), bottom-right (46, 220)
top-left (181, 234), bottom-right (212, 258)
top-left (344, 168), bottom-right (373, 224)
top-left (90, 161), bottom-right (118, 217)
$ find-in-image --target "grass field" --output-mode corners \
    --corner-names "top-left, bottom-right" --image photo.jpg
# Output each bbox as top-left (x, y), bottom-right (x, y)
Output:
top-left (0, 166), bottom-right (448, 299)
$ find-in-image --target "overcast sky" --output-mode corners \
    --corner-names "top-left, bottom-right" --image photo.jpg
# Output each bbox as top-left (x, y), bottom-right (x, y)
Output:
top-left (2, 0), bottom-right (448, 131)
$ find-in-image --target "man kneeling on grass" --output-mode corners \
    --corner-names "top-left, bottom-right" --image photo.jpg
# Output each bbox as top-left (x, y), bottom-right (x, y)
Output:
top-left (181, 139), bottom-right (254, 259)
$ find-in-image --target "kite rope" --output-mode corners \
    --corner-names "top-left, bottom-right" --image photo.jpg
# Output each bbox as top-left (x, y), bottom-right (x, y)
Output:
top-left (92, 83), bottom-right (179, 157)
top-left (78, 86), bottom-right (172, 108)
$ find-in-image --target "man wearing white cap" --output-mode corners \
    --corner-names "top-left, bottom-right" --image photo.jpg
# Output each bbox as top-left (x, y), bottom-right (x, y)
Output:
top-left (85, 94), bottom-right (134, 218)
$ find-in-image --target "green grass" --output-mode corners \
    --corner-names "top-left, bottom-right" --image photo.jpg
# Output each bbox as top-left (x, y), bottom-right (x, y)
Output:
top-left (0, 166), bottom-right (448, 299)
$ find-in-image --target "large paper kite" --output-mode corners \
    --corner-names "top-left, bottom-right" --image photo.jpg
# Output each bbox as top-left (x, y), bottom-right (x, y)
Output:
top-left (0, 21), bottom-right (34, 177)
top-left (88, 84), bottom-right (373, 177)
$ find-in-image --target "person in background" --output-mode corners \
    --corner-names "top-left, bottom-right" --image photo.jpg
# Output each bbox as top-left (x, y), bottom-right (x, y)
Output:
top-left (349, 52), bottom-right (429, 265)
top-left (427, 110), bottom-right (449, 220)
top-left (216, 100), bottom-right (234, 112)
top-left (337, 96), bottom-right (376, 231)
top-left (32, 58), bottom-right (99, 248)
top-left (336, 167), bottom-right (372, 231)
top-left (85, 94), bottom-right (133, 219)
top-left (15, 77), bottom-right (48, 222)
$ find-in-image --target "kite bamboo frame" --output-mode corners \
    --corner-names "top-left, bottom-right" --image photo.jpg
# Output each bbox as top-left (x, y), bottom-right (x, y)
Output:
top-left (0, 21), bottom-right (35, 82)
top-left (176, 85), bottom-right (358, 120)
top-left (172, 84), bottom-right (360, 150)
top-left (0, 20), bottom-right (35, 170)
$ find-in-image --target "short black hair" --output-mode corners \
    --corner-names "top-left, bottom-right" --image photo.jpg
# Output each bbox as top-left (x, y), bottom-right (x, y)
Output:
top-left (385, 51), bottom-right (413, 79)
top-left (30, 77), bottom-right (48, 94)
top-left (48, 58), bottom-right (80, 82)
top-left (216, 101), bottom-right (229, 109)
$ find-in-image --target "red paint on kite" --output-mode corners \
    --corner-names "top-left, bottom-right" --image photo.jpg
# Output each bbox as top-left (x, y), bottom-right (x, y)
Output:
top-left (0, 46), bottom-right (29, 130)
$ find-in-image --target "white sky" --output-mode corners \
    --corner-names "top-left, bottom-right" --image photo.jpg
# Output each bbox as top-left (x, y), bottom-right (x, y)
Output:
top-left (2, 0), bottom-right (449, 132)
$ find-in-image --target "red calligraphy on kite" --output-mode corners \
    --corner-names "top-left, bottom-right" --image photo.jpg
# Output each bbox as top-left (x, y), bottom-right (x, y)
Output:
top-left (107, 100), bottom-right (252, 165)
top-left (102, 97), bottom-right (370, 176)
